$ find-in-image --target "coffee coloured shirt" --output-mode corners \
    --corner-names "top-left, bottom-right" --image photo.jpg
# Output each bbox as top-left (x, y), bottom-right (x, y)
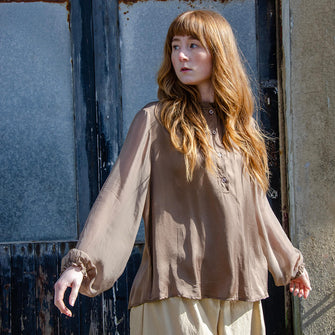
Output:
top-left (62, 101), bottom-right (303, 308)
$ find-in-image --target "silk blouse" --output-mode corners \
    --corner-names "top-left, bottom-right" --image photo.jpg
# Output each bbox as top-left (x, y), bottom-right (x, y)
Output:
top-left (62, 101), bottom-right (303, 308)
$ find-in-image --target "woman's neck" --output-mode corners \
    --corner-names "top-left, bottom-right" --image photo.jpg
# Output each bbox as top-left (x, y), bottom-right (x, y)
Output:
top-left (197, 82), bottom-right (214, 103)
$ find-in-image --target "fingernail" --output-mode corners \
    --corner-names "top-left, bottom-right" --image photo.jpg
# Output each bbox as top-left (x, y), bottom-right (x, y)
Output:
top-left (70, 299), bottom-right (74, 306)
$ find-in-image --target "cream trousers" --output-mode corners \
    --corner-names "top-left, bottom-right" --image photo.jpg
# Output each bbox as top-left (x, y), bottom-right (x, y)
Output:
top-left (130, 297), bottom-right (266, 335)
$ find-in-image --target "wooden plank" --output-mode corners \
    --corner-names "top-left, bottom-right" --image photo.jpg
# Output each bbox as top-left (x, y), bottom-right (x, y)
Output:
top-left (102, 245), bottom-right (144, 335)
top-left (79, 295), bottom-right (103, 335)
top-left (71, 0), bottom-right (99, 231)
top-left (11, 243), bottom-right (36, 334)
top-left (58, 242), bottom-right (80, 335)
top-left (114, 273), bottom-right (128, 335)
top-left (103, 285), bottom-right (118, 334)
top-left (0, 245), bottom-right (11, 334)
top-left (92, 0), bottom-right (123, 187)
top-left (0, 241), bottom-right (144, 334)
top-left (35, 242), bottom-right (59, 335)
top-left (103, 279), bottom-right (127, 335)
top-left (127, 245), bottom-right (143, 289)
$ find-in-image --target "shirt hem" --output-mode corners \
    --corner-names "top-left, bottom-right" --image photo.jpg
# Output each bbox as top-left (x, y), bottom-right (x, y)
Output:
top-left (128, 292), bottom-right (270, 309)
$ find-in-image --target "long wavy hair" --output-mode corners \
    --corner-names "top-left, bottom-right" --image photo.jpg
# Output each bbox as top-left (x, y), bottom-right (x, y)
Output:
top-left (157, 10), bottom-right (269, 191)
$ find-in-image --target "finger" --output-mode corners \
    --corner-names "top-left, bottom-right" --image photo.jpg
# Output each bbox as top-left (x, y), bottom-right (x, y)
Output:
top-left (54, 281), bottom-right (72, 317)
top-left (304, 288), bottom-right (311, 299)
top-left (298, 288), bottom-right (304, 298)
top-left (54, 280), bottom-right (67, 310)
top-left (289, 281), bottom-right (294, 293)
top-left (69, 279), bottom-right (81, 307)
top-left (302, 270), bottom-right (312, 288)
top-left (305, 277), bottom-right (312, 290)
top-left (294, 282), bottom-right (300, 296)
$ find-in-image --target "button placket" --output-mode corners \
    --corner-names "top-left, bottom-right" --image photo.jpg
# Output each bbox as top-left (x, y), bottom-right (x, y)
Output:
top-left (203, 106), bottom-right (217, 137)
top-left (205, 109), bottom-right (229, 193)
top-left (217, 169), bottom-right (230, 193)
top-left (203, 108), bottom-right (230, 194)
top-left (207, 110), bottom-right (217, 137)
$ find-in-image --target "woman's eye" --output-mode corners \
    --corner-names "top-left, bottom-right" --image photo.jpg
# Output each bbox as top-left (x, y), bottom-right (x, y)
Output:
top-left (190, 43), bottom-right (198, 49)
top-left (172, 45), bottom-right (180, 50)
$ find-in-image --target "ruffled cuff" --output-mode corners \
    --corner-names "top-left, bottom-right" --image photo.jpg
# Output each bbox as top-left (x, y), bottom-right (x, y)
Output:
top-left (61, 249), bottom-right (96, 279)
top-left (292, 263), bottom-right (305, 279)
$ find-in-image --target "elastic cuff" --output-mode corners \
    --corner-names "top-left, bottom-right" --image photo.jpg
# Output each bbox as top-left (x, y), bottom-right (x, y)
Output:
top-left (61, 249), bottom-right (95, 279)
top-left (293, 263), bottom-right (305, 279)
top-left (61, 262), bottom-right (88, 278)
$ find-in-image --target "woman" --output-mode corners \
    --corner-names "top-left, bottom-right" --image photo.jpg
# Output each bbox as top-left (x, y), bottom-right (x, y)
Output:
top-left (54, 10), bottom-right (311, 334)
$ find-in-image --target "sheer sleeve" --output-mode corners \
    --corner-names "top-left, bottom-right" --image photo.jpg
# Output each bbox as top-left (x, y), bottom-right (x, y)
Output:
top-left (255, 185), bottom-right (304, 286)
top-left (61, 108), bottom-right (152, 297)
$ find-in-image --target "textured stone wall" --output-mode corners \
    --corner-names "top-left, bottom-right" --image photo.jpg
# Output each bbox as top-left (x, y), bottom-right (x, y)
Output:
top-left (281, 0), bottom-right (335, 333)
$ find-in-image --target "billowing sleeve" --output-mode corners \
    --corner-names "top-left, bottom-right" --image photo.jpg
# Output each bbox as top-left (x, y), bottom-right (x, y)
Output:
top-left (255, 185), bottom-right (304, 286)
top-left (61, 108), bottom-right (152, 297)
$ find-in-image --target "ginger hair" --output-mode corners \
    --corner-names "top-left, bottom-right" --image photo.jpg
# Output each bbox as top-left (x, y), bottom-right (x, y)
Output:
top-left (157, 10), bottom-right (269, 191)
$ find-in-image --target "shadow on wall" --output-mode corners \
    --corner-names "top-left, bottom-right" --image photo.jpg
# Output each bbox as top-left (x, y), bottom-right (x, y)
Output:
top-left (302, 292), bottom-right (335, 331)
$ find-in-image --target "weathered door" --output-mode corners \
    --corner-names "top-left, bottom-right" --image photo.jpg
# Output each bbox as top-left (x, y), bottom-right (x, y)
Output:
top-left (0, 0), bottom-right (289, 334)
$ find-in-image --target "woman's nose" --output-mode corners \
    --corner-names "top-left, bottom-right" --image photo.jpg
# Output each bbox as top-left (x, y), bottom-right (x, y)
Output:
top-left (179, 51), bottom-right (189, 61)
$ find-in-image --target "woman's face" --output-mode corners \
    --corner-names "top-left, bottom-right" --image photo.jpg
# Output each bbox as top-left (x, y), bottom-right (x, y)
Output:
top-left (171, 35), bottom-right (213, 100)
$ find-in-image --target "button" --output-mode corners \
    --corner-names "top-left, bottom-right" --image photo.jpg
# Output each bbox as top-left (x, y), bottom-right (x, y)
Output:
top-left (212, 130), bottom-right (217, 135)
top-left (217, 152), bottom-right (222, 158)
top-left (222, 177), bottom-right (228, 183)
top-left (209, 109), bottom-right (214, 115)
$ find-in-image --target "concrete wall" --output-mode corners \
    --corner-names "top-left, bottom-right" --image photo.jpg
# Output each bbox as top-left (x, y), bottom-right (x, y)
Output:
top-left (281, 0), bottom-right (335, 333)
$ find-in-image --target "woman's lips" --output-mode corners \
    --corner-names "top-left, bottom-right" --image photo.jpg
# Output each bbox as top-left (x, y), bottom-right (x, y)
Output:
top-left (181, 67), bottom-right (191, 72)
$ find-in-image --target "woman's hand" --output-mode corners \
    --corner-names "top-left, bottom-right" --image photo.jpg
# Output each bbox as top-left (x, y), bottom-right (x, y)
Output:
top-left (289, 268), bottom-right (311, 299)
top-left (54, 266), bottom-right (84, 317)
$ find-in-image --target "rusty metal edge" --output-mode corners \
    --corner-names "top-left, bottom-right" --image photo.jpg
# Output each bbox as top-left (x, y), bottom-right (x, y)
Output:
top-left (0, 0), bottom-right (67, 3)
top-left (118, 0), bottom-right (235, 6)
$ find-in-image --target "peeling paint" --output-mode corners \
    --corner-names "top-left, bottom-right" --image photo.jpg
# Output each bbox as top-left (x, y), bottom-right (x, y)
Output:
top-left (66, 0), bottom-right (71, 26)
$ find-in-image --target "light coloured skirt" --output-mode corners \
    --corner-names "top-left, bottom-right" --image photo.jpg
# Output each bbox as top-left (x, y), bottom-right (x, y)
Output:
top-left (130, 297), bottom-right (266, 335)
